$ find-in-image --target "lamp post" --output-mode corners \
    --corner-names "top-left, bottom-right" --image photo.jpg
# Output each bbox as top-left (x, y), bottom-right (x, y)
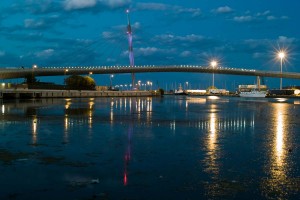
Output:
top-left (110, 74), bottom-right (114, 89)
top-left (64, 69), bottom-right (69, 85)
top-left (31, 64), bottom-right (37, 83)
top-left (210, 60), bottom-right (217, 88)
top-left (278, 51), bottom-right (285, 90)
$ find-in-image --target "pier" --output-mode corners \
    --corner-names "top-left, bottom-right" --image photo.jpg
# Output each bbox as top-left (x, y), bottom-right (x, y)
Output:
top-left (0, 89), bottom-right (159, 99)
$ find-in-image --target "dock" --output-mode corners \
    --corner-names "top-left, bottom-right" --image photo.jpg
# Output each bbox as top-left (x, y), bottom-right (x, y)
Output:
top-left (0, 89), bottom-right (159, 99)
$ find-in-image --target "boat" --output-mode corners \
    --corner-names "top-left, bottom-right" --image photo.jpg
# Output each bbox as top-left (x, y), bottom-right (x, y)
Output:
top-left (238, 77), bottom-right (267, 98)
top-left (174, 84), bottom-right (187, 95)
top-left (239, 89), bottom-right (267, 98)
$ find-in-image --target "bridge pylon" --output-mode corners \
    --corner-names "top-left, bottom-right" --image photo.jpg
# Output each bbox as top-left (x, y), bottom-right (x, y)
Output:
top-left (126, 9), bottom-right (136, 90)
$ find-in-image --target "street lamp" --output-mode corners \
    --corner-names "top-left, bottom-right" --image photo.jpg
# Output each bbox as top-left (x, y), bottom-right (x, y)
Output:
top-left (185, 81), bottom-right (189, 90)
top-left (110, 74), bottom-right (114, 89)
top-left (210, 60), bottom-right (217, 88)
top-left (64, 69), bottom-right (69, 84)
top-left (31, 64), bottom-right (37, 83)
top-left (278, 51), bottom-right (286, 90)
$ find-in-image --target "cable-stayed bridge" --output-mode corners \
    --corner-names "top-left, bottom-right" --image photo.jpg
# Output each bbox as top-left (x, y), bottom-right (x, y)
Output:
top-left (1, 65), bottom-right (300, 80)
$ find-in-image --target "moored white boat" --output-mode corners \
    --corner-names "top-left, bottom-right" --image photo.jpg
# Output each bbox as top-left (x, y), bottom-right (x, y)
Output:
top-left (238, 77), bottom-right (267, 98)
top-left (174, 85), bottom-right (187, 95)
top-left (239, 90), bottom-right (266, 98)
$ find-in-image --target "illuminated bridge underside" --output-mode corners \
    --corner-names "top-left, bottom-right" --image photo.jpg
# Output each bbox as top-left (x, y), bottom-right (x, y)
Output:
top-left (1, 65), bottom-right (300, 79)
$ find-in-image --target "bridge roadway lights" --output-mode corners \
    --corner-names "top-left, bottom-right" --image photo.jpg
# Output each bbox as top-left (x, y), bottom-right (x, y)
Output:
top-left (1, 66), bottom-right (300, 80)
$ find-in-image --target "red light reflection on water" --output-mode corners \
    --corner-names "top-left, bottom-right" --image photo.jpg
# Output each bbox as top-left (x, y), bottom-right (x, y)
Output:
top-left (123, 125), bottom-right (132, 186)
top-left (123, 171), bottom-right (128, 186)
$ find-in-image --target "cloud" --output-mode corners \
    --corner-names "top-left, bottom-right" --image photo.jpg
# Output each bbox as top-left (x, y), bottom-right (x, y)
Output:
top-left (136, 3), bottom-right (168, 11)
top-left (278, 36), bottom-right (296, 44)
top-left (24, 19), bottom-right (45, 29)
top-left (136, 3), bottom-right (201, 18)
top-left (101, 0), bottom-right (131, 9)
top-left (213, 6), bottom-right (233, 14)
top-left (180, 51), bottom-right (191, 57)
top-left (64, 0), bottom-right (97, 11)
top-left (174, 7), bottom-right (201, 17)
top-left (136, 47), bottom-right (159, 56)
top-left (256, 10), bottom-right (270, 16)
top-left (253, 52), bottom-right (265, 58)
top-left (10, 1), bottom-right (62, 14)
top-left (35, 49), bottom-right (55, 58)
top-left (63, 0), bottom-right (131, 11)
top-left (233, 15), bottom-right (254, 22)
top-left (233, 10), bottom-right (289, 23)
top-left (153, 34), bottom-right (216, 49)
top-left (154, 34), bottom-right (205, 43)
top-left (23, 15), bottom-right (63, 30)
top-left (267, 16), bottom-right (276, 20)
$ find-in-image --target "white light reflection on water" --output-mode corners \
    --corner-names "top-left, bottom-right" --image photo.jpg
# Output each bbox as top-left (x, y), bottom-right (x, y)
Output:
top-left (64, 114), bottom-right (69, 143)
top-left (204, 104), bottom-right (219, 175)
top-left (110, 100), bottom-right (114, 123)
top-left (88, 100), bottom-right (94, 128)
top-left (32, 115), bottom-right (37, 144)
top-left (1, 104), bottom-right (4, 114)
top-left (262, 103), bottom-right (290, 198)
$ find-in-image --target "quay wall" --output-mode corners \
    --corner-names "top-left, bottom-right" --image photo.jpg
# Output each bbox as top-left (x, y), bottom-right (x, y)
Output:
top-left (0, 89), bottom-right (158, 99)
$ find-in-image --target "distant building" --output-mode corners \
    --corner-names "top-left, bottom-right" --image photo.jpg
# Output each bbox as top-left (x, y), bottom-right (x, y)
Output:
top-left (208, 89), bottom-right (229, 94)
top-left (95, 86), bottom-right (108, 91)
top-left (186, 89), bottom-right (207, 95)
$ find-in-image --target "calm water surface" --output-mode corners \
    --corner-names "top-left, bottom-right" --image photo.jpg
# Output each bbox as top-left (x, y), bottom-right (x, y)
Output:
top-left (1, 96), bottom-right (300, 200)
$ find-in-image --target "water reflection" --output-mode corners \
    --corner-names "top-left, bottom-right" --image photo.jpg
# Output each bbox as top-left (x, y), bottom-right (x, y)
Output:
top-left (32, 115), bottom-right (37, 144)
top-left (188, 115), bottom-right (251, 132)
top-left (204, 104), bottom-right (220, 175)
top-left (108, 97), bottom-right (153, 125)
top-left (263, 103), bottom-right (289, 198)
top-left (124, 124), bottom-right (132, 186)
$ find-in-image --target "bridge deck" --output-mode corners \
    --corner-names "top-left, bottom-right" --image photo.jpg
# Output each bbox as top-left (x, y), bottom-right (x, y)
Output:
top-left (1, 65), bottom-right (300, 79)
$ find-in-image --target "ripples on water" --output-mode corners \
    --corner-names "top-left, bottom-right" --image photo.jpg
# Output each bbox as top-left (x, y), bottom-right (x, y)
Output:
top-left (0, 96), bottom-right (300, 199)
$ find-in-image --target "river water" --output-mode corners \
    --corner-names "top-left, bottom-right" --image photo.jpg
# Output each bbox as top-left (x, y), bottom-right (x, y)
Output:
top-left (0, 96), bottom-right (300, 199)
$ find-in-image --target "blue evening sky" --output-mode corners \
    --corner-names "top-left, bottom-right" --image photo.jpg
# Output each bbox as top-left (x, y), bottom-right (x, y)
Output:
top-left (0, 0), bottom-right (299, 90)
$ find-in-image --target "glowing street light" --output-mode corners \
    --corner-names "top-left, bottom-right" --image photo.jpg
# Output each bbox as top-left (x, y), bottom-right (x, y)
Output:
top-left (31, 64), bottom-right (37, 83)
top-left (210, 60), bottom-right (217, 88)
top-left (110, 74), bottom-right (114, 89)
top-left (64, 69), bottom-right (69, 84)
top-left (277, 51), bottom-right (286, 90)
